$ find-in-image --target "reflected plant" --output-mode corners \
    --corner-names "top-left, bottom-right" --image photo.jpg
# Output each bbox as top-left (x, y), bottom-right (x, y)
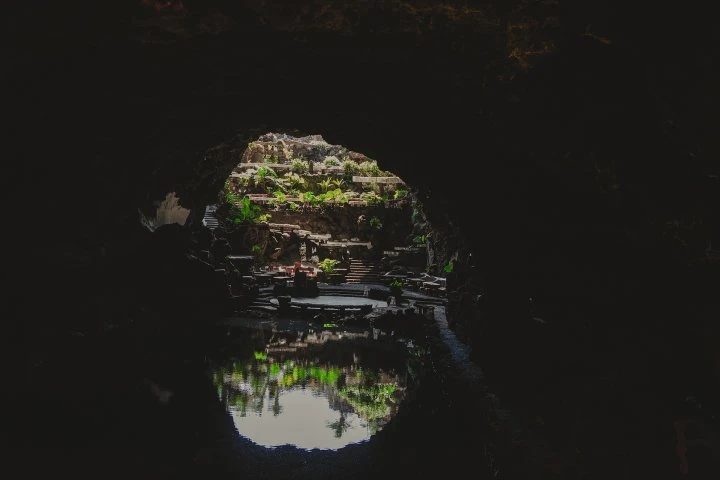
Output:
top-left (327, 411), bottom-right (351, 438)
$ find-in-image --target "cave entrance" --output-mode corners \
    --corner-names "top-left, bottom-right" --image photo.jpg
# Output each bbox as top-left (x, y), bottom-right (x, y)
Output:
top-left (203, 132), bottom-right (447, 303)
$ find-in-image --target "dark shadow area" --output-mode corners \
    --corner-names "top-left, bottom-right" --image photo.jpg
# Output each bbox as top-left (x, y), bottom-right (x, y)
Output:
top-left (5, 1), bottom-right (720, 479)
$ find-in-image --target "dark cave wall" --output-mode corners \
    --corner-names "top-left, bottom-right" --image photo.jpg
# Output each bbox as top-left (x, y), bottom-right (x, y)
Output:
top-left (7, 1), bottom-right (720, 396)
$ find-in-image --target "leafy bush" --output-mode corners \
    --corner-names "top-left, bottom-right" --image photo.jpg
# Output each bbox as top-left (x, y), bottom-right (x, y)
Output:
top-left (393, 189), bottom-right (408, 200)
top-left (225, 189), bottom-right (243, 205)
top-left (256, 166), bottom-right (277, 178)
top-left (360, 191), bottom-right (383, 206)
top-left (318, 178), bottom-right (333, 192)
top-left (326, 188), bottom-right (348, 204)
top-left (358, 160), bottom-right (381, 176)
top-left (443, 261), bottom-right (454, 273)
top-left (412, 234), bottom-right (427, 245)
top-left (230, 197), bottom-right (263, 224)
top-left (283, 172), bottom-right (306, 190)
top-left (317, 258), bottom-right (340, 273)
top-left (299, 191), bottom-right (318, 205)
top-left (343, 160), bottom-right (360, 175)
top-left (369, 216), bottom-right (383, 230)
top-left (290, 159), bottom-right (310, 174)
top-left (389, 279), bottom-right (403, 289)
top-left (273, 190), bottom-right (287, 203)
top-left (323, 156), bottom-right (340, 166)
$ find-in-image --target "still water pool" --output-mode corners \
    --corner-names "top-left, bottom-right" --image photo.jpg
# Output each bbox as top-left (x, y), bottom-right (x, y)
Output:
top-left (211, 324), bottom-right (421, 450)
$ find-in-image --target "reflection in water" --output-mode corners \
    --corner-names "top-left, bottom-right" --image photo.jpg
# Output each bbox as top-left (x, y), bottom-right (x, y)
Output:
top-left (212, 326), bottom-right (416, 450)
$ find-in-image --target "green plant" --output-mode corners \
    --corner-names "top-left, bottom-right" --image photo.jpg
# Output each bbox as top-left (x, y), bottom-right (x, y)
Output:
top-left (229, 197), bottom-right (264, 224)
top-left (369, 216), bottom-right (383, 230)
top-left (323, 156), bottom-right (340, 166)
top-left (389, 279), bottom-right (403, 289)
top-left (299, 191), bottom-right (319, 206)
top-left (318, 178), bottom-right (333, 192)
top-left (330, 178), bottom-right (345, 190)
top-left (360, 191), bottom-right (383, 206)
top-left (251, 244), bottom-right (262, 254)
top-left (257, 213), bottom-right (272, 223)
top-left (393, 189), bottom-right (408, 200)
top-left (325, 188), bottom-right (348, 204)
top-left (252, 166), bottom-right (280, 192)
top-left (443, 261), bottom-right (454, 273)
top-left (283, 172), bottom-right (306, 190)
top-left (412, 234), bottom-right (427, 246)
top-left (273, 190), bottom-right (287, 204)
top-left (317, 258), bottom-right (340, 273)
top-left (288, 201), bottom-right (299, 211)
top-left (359, 160), bottom-right (381, 177)
top-left (343, 160), bottom-right (360, 175)
top-left (290, 159), bottom-right (310, 174)
top-left (225, 189), bottom-right (243, 205)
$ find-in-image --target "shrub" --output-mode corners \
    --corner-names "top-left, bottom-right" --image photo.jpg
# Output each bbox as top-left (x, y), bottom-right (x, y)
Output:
top-left (359, 160), bottom-right (381, 176)
top-left (229, 197), bottom-right (263, 224)
top-left (290, 159), bottom-right (310, 174)
top-left (343, 160), bottom-right (360, 175)
top-left (323, 156), bottom-right (340, 166)
top-left (318, 258), bottom-right (340, 273)
top-left (393, 189), bottom-right (408, 200)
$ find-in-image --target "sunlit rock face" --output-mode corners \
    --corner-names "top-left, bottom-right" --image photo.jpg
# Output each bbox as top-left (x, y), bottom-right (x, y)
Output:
top-left (141, 192), bottom-right (190, 229)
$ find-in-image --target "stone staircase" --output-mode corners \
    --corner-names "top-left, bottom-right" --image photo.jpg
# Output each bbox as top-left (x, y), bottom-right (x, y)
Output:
top-left (245, 288), bottom-right (277, 313)
top-left (202, 204), bottom-right (219, 230)
top-left (345, 259), bottom-right (382, 284)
